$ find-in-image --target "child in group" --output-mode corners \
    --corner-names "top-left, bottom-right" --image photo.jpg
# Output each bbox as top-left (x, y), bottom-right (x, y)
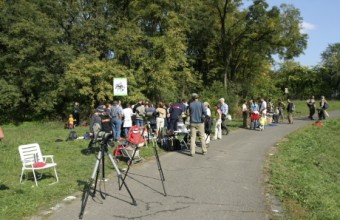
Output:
top-left (258, 115), bottom-right (266, 131)
top-left (67, 114), bottom-right (75, 129)
top-left (272, 107), bottom-right (279, 123)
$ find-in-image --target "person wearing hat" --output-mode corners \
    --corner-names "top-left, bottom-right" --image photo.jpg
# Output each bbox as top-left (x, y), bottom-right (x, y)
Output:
top-left (188, 93), bottom-right (207, 156)
top-left (87, 106), bottom-right (105, 153)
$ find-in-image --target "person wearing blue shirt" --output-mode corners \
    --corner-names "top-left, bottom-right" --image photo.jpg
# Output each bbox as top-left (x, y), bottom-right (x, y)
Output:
top-left (169, 99), bottom-right (183, 132)
top-left (189, 93), bottom-right (207, 156)
top-left (250, 99), bottom-right (259, 113)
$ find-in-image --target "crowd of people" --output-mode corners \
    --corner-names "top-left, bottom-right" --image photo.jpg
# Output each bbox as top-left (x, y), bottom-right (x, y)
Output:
top-left (79, 94), bottom-right (329, 156)
top-left (241, 95), bottom-right (329, 129)
top-left (84, 93), bottom-right (232, 156)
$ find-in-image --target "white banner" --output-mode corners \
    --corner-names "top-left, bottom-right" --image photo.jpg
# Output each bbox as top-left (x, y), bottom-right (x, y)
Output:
top-left (113, 78), bottom-right (128, 96)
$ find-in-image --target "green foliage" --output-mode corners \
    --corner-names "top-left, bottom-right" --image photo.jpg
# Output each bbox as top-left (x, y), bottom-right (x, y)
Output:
top-left (0, 0), bottom-right (332, 124)
top-left (269, 118), bottom-right (340, 220)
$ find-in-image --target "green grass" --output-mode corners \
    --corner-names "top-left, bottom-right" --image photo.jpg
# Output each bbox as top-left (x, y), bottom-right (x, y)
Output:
top-left (0, 121), bottom-right (157, 219)
top-left (268, 117), bottom-right (340, 220)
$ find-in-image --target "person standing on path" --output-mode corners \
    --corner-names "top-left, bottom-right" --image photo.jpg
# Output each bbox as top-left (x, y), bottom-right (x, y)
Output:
top-left (155, 102), bottom-right (166, 136)
top-left (203, 102), bottom-right (212, 146)
top-left (259, 97), bottom-right (267, 117)
top-left (278, 98), bottom-right (286, 123)
top-left (110, 100), bottom-right (123, 141)
top-left (214, 104), bottom-right (222, 140)
top-left (219, 97), bottom-right (229, 134)
top-left (189, 93), bottom-right (207, 156)
top-left (122, 103), bottom-right (133, 138)
top-left (318, 96), bottom-right (329, 120)
top-left (306, 96), bottom-right (316, 120)
top-left (242, 99), bottom-right (248, 128)
top-left (287, 98), bottom-right (295, 124)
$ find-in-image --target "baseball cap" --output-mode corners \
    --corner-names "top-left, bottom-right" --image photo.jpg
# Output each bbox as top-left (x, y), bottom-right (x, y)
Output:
top-left (96, 106), bottom-right (105, 113)
top-left (191, 93), bottom-right (199, 99)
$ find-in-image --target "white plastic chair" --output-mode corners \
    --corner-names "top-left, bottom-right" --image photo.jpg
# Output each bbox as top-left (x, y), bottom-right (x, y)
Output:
top-left (18, 143), bottom-right (59, 186)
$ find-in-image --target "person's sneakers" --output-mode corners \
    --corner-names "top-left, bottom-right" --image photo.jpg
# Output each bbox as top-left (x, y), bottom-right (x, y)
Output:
top-left (190, 153), bottom-right (195, 157)
top-left (202, 151), bottom-right (207, 155)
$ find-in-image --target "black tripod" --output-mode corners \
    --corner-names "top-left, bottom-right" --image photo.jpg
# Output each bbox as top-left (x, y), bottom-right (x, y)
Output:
top-left (79, 132), bottom-right (137, 219)
top-left (119, 124), bottom-right (167, 196)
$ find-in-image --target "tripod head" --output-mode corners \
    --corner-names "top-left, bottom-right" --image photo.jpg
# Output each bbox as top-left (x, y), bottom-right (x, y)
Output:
top-left (96, 132), bottom-right (114, 150)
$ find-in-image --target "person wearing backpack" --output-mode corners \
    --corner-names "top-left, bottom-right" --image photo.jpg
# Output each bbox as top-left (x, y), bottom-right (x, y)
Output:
top-left (318, 96), bottom-right (329, 120)
top-left (287, 98), bottom-right (295, 124)
top-left (306, 96), bottom-right (316, 120)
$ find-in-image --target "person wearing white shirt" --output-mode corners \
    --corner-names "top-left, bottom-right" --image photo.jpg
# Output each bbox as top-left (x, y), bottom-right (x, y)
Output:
top-left (122, 103), bottom-right (133, 137)
top-left (242, 99), bottom-right (248, 128)
top-left (259, 97), bottom-right (267, 117)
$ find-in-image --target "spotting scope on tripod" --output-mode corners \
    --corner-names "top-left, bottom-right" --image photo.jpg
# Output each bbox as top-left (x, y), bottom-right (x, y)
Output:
top-left (79, 132), bottom-right (137, 219)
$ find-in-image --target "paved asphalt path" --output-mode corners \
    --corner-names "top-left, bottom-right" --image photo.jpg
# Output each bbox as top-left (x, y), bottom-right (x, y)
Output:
top-left (46, 111), bottom-right (340, 220)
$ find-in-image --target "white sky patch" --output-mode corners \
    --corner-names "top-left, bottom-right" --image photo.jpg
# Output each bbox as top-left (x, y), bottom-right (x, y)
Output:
top-left (300, 21), bottom-right (316, 33)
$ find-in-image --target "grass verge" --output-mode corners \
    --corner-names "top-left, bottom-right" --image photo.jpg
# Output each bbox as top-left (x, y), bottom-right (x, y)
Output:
top-left (268, 117), bottom-right (340, 220)
top-left (0, 121), bottom-right (158, 219)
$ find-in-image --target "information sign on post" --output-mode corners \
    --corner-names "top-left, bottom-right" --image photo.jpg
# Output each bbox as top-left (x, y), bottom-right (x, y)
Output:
top-left (113, 78), bottom-right (128, 96)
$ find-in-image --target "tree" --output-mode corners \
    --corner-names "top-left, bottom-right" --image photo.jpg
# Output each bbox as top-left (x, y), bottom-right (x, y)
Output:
top-left (321, 43), bottom-right (340, 98)
top-left (274, 61), bottom-right (322, 99)
top-left (0, 0), bottom-right (74, 120)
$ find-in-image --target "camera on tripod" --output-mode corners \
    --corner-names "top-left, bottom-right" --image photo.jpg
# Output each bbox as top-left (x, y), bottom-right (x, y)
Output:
top-left (94, 131), bottom-right (115, 148)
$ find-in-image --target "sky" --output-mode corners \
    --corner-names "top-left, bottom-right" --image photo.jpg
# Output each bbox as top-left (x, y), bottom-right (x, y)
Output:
top-left (244, 0), bottom-right (340, 67)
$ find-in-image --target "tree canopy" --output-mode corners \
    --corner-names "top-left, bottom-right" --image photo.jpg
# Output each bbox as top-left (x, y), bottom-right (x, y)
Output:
top-left (0, 0), bottom-right (318, 123)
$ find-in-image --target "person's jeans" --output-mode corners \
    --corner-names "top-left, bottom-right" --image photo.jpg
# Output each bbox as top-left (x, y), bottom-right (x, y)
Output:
top-left (112, 118), bottom-right (122, 140)
top-left (169, 118), bottom-right (178, 132)
top-left (136, 119), bottom-right (144, 127)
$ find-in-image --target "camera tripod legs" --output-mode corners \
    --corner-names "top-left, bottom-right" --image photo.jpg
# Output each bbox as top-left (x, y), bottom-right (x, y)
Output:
top-left (119, 137), bottom-right (167, 197)
top-left (79, 148), bottom-right (136, 219)
top-left (153, 142), bottom-right (167, 196)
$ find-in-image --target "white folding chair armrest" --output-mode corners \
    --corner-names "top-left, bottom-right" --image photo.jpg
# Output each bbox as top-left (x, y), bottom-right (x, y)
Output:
top-left (42, 155), bottom-right (55, 163)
